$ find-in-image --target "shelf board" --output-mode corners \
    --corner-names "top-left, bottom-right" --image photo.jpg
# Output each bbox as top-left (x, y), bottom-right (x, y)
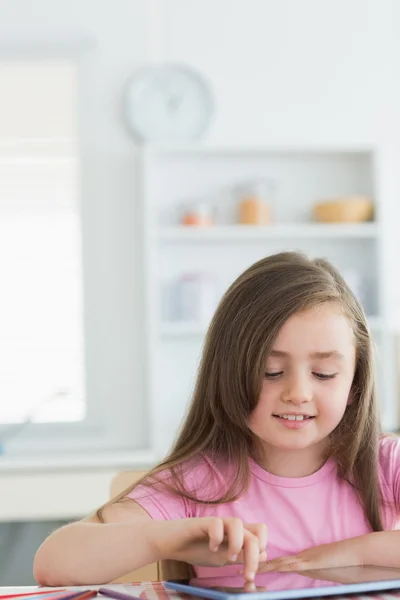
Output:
top-left (161, 316), bottom-right (383, 338)
top-left (141, 143), bottom-right (374, 157)
top-left (157, 223), bottom-right (378, 242)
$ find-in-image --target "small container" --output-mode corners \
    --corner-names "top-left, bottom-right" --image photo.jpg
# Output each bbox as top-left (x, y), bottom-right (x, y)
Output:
top-left (181, 203), bottom-right (214, 226)
top-left (236, 181), bottom-right (274, 225)
top-left (176, 272), bottom-right (217, 324)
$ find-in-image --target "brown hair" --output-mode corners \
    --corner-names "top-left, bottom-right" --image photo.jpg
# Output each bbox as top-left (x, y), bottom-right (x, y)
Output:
top-left (99, 251), bottom-right (383, 536)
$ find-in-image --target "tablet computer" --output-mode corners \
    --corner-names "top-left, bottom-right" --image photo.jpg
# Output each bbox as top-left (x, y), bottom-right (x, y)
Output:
top-left (165, 566), bottom-right (400, 600)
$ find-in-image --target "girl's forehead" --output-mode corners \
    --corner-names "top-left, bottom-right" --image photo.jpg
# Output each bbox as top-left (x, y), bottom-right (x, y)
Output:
top-left (272, 304), bottom-right (356, 353)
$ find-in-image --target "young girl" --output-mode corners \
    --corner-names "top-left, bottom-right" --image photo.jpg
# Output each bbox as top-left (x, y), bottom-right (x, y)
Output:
top-left (34, 251), bottom-right (400, 587)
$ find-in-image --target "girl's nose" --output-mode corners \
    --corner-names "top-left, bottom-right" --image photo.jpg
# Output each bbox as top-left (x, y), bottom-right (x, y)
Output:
top-left (281, 374), bottom-right (312, 404)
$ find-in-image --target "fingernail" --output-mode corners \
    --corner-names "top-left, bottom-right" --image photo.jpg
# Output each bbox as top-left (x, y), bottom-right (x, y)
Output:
top-left (247, 572), bottom-right (255, 582)
top-left (230, 554), bottom-right (238, 562)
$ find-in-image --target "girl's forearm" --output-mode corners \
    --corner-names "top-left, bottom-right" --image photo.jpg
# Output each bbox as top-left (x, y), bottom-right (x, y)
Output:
top-left (360, 530), bottom-right (400, 568)
top-left (33, 520), bottom-right (162, 586)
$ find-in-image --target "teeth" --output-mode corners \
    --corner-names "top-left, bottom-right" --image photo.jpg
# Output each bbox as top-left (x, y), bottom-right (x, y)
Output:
top-left (279, 414), bottom-right (308, 421)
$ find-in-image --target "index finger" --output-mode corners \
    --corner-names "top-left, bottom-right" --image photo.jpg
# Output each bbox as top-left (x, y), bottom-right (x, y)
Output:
top-left (246, 523), bottom-right (268, 552)
top-left (241, 530), bottom-right (262, 582)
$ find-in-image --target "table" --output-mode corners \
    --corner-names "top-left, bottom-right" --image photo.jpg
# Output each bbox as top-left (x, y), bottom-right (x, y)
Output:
top-left (2, 581), bottom-right (400, 600)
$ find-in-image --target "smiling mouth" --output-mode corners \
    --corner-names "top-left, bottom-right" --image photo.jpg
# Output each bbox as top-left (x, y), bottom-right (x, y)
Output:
top-left (272, 414), bottom-right (316, 421)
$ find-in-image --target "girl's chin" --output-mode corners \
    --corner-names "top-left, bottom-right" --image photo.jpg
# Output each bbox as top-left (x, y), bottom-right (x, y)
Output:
top-left (259, 434), bottom-right (325, 450)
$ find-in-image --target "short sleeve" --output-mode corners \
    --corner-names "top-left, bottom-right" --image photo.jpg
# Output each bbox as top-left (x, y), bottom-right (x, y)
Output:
top-left (127, 480), bottom-right (190, 520)
top-left (126, 456), bottom-right (229, 521)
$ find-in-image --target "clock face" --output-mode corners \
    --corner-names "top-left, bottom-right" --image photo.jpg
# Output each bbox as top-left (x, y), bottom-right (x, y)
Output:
top-left (124, 64), bottom-right (214, 143)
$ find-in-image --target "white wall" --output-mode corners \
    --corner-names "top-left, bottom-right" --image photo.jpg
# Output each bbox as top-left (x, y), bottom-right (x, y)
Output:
top-left (0, 0), bottom-right (399, 450)
top-left (160, 0), bottom-right (400, 146)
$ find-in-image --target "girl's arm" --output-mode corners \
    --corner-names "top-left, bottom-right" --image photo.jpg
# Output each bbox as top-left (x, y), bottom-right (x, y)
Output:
top-left (361, 530), bottom-right (400, 568)
top-left (33, 501), bottom-right (267, 586)
top-left (259, 530), bottom-right (400, 573)
top-left (33, 502), bottom-right (163, 586)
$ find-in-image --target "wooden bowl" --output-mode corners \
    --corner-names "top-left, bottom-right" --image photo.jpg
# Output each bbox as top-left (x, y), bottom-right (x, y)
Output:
top-left (313, 196), bottom-right (374, 223)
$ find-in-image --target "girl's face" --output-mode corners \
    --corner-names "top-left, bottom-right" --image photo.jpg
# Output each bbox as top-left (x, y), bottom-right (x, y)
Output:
top-left (248, 303), bottom-right (356, 462)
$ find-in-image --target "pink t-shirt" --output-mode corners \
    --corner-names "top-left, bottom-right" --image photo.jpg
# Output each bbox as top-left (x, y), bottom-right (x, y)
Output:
top-left (128, 436), bottom-right (400, 585)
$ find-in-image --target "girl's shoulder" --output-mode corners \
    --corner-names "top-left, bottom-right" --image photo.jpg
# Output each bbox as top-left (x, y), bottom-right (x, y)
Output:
top-left (127, 454), bottom-right (237, 519)
top-left (173, 454), bottom-right (229, 496)
top-left (141, 454), bottom-right (234, 502)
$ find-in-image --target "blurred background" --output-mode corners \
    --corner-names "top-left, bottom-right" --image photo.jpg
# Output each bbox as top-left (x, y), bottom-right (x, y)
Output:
top-left (1, 0), bottom-right (400, 584)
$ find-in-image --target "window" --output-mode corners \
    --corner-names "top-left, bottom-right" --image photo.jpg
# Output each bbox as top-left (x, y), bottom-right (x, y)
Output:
top-left (0, 59), bottom-right (85, 449)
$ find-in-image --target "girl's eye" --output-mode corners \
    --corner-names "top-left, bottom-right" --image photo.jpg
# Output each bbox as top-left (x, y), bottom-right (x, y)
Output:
top-left (264, 371), bottom-right (283, 379)
top-left (313, 372), bottom-right (337, 380)
top-left (264, 371), bottom-right (338, 380)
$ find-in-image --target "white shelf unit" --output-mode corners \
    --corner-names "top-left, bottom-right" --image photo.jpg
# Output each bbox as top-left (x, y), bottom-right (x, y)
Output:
top-left (139, 145), bottom-right (400, 456)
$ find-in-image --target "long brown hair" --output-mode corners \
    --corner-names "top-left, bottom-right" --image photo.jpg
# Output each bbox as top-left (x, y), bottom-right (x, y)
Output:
top-left (99, 251), bottom-right (383, 533)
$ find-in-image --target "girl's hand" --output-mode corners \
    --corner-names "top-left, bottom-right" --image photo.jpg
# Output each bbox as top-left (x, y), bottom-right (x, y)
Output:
top-left (258, 539), bottom-right (363, 573)
top-left (153, 517), bottom-right (267, 581)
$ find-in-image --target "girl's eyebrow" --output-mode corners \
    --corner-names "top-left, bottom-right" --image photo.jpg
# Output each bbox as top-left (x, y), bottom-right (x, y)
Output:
top-left (270, 349), bottom-right (345, 360)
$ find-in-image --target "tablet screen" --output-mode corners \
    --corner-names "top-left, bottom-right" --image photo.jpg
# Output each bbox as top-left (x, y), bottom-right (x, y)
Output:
top-left (165, 566), bottom-right (400, 600)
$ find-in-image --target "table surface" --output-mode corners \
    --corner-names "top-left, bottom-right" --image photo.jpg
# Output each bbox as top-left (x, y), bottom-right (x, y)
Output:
top-left (0, 583), bottom-right (158, 595)
top-left (2, 581), bottom-right (400, 600)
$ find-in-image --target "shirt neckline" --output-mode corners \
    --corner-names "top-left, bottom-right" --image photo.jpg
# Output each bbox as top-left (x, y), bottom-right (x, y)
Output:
top-left (249, 457), bottom-right (336, 488)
